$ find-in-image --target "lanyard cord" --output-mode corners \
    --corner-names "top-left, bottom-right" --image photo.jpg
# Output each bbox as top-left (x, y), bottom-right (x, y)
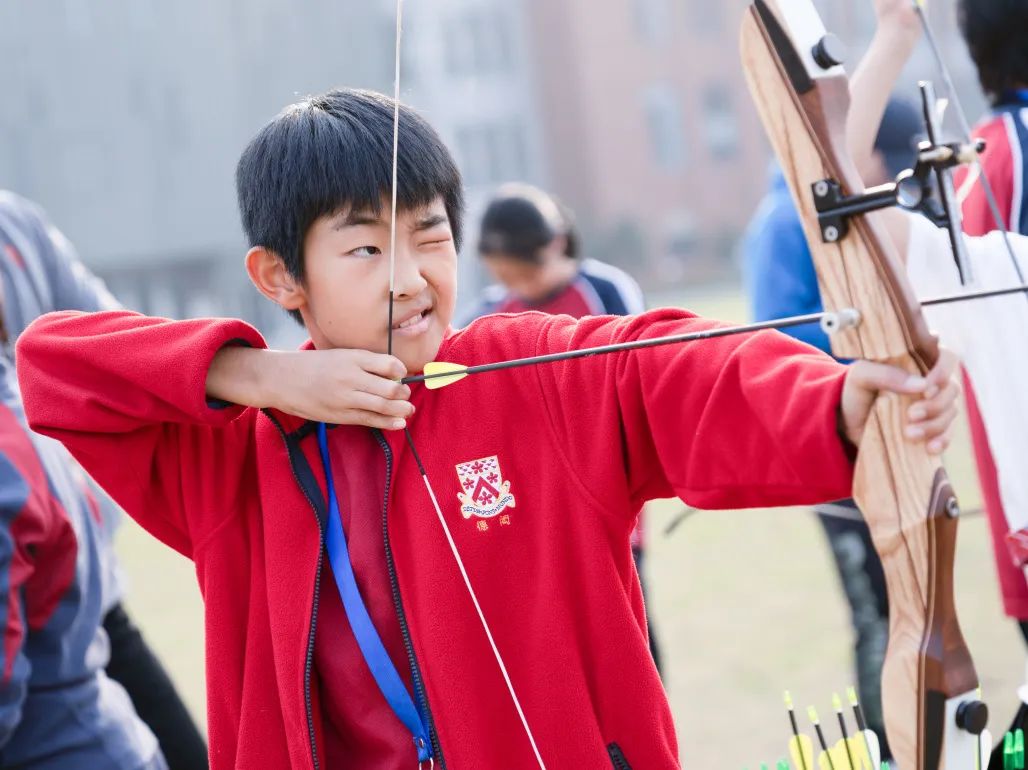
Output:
top-left (316, 422), bottom-right (432, 764)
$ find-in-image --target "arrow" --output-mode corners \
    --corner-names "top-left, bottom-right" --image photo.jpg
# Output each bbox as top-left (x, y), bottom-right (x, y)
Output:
top-left (405, 310), bottom-right (860, 389)
top-left (409, 277), bottom-right (1028, 392)
top-left (809, 707), bottom-right (838, 770)
top-left (831, 693), bottom-right (857, 770)
top-left (785, 691), bottom-right (813, 770)
top-left (845, 687), bottom-right (881, 770)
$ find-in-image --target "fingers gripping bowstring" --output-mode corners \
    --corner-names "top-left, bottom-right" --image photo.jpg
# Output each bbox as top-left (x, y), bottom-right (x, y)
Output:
top-left (913, 0), bottom-right (1028, 292)
top-left (385, 3), bottom-right (547, 767)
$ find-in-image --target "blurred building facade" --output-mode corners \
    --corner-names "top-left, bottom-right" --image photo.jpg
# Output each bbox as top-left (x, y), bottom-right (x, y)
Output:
top-left (0, 0), bottom-right (985, 333)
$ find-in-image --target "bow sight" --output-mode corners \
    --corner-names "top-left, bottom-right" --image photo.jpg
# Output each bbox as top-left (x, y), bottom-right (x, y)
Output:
top-left (811, 80), bottom-right (982, 285)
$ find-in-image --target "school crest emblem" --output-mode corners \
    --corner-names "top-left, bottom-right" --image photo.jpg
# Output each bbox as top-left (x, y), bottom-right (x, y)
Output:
top-left (455, 456), bottom-right (516, 520)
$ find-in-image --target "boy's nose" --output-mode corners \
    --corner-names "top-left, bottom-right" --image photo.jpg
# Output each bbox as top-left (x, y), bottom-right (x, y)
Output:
top-left (392, 249), bottom-right (428, 299)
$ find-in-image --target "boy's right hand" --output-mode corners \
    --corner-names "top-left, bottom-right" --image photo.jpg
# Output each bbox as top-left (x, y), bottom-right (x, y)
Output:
top-left (207, 347), bottom-right (413, 430)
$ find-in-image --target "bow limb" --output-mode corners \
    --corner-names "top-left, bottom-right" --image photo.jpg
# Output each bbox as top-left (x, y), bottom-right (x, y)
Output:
top-left (741, 2), bottom-right (984, 768)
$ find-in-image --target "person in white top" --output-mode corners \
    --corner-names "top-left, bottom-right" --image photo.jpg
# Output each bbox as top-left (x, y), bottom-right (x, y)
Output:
top-left (848, 0), bottom-right (1028, 748)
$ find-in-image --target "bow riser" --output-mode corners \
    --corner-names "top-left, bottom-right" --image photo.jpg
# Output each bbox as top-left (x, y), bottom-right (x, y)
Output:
top-left (741, 2), bottom-right (981, 767)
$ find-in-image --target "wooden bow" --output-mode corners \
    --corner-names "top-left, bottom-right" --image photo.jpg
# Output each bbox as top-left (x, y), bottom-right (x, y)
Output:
top-left (741, 1), bottom-right (986, 767)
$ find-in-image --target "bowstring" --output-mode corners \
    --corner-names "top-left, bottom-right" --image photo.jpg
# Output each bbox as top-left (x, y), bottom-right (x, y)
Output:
top-left (912, 0), bottom-right (1028, 291)
top-left (385, 2), bottom-right (546, 766)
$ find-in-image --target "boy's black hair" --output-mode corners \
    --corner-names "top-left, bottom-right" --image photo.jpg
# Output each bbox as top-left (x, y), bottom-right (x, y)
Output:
top-left (477, 184), bottom-right (579, 264)
top-left (958, 0), bottom-right (1028, 104)
top-left (236, 88), bottom-right (465, 325)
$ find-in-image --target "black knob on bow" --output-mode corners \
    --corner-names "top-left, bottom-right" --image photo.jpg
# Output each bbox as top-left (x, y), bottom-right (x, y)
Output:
top-left (956, 699), bottom-right (989, 735)
top-left (811, 34), bottom-right (846, 69)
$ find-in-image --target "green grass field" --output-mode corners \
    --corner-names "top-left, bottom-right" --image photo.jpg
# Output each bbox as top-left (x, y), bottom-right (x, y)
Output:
top-left (118, 286), bottom-right (1025, 767)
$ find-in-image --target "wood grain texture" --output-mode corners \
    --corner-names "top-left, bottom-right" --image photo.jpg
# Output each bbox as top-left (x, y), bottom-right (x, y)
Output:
top-left (741, 3), bottom-right (979, 767)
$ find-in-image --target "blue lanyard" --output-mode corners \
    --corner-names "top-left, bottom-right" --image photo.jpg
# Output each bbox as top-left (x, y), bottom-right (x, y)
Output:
top-left (315, 422), bottom-right (433, 765)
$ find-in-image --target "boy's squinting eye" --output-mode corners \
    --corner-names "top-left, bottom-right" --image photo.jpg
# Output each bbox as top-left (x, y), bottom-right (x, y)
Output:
top-left (347, 245), bottom-right (382, 258)
top-left (420, 230), bottom-right (453, 248)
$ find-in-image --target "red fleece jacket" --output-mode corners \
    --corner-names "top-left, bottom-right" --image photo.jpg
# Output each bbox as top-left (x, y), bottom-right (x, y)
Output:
top-left (15, 308), bottom-right (853, 770)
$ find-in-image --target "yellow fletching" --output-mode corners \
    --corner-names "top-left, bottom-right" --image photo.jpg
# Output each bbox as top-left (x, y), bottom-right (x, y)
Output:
top-left (784, 691), bottom-right (794, 708)
top-left (807, 706), bottom-right (820, 724)
top-left (818, 744), bottom-right (851, 770)
top-left (788, 735), bottom-right (814, 770)
top-left (839, 736), bottom-right (873, 770)
top-left (846, 686), bottom-right (858, 706)
top-left (832, 692), bottom-right (842, 711)
top-left (421, 361), bottom-right (469, 390)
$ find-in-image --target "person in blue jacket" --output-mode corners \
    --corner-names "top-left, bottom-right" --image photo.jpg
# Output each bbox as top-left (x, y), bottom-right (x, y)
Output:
top-left (743, 97), bottom-right (922, 761)
top-left (0, 191), bottom-right (208, 769)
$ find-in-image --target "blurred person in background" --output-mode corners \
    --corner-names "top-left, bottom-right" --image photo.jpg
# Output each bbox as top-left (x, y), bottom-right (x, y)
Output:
top-left (742, 97), bottom-right (923, 760)
top-left (0, 191), bottom-right (208, 769)
top-left (0, 257), bottom-right (165, 767)
top-left (461, 183), bottom-right (662, 675)
top-left (953, 0), bottom-right (1028, 659)
top-left (841, 0), bottom-right (1028, 751)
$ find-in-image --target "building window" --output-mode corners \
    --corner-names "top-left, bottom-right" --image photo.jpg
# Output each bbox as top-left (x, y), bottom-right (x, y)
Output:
top-left (702, 86), bottom-right (739, 160)
top-left (633, 0), bottom-right (671, 45)
top-left (444, 7), bottom-right (513, 77)
top-left (643, 85), bottom-right (687, 171)
top-left (455, 123), bottom-right (528, 187)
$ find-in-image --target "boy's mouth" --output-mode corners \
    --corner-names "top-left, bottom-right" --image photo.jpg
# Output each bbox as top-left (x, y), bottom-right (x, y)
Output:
top-left (392, 307), bottom-right (434, 337)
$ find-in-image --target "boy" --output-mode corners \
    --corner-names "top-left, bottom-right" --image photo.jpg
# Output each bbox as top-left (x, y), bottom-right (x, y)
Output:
top-left (15, 89), bottom-right (959, 769)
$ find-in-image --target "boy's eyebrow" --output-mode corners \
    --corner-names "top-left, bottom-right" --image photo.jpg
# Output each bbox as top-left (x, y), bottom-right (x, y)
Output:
top-left (332, 211), bottom-right (448, 231)
top-left (414, 213), bottom-right (449, 231)
top-left (334, 211), bottom-right (384, 230)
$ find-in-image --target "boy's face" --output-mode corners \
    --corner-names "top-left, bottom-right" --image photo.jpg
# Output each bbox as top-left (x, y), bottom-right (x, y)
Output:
top-left (299, 196), bottom-right (457, 372)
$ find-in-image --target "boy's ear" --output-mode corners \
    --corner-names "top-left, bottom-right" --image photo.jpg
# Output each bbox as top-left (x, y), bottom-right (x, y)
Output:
top-left (245, 247), bottom-right (306, 311)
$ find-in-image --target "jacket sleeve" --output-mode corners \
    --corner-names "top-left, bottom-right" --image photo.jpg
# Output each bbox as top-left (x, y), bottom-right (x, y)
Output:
top-left (0, 453), bottom-right (35, 748)
top-left (15, 310), bottom-right (267, 558)
top-left (513, 309), bottom-right (854, 514)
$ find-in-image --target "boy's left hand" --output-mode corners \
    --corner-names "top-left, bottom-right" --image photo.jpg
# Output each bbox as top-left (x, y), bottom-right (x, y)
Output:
top-left (840, 348), bottom-right (960, 455)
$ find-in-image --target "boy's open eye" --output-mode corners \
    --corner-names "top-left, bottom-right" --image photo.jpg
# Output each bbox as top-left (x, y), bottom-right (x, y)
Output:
top-left (347, 245), bottom-right (382, 258)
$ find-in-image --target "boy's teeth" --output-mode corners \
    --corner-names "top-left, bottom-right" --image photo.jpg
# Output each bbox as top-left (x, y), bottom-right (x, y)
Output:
top-left (398, 312), bottom-right (423, 329)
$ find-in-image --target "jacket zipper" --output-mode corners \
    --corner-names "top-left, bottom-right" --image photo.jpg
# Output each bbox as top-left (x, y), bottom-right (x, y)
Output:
top-left (607, 742), bottom-right (633, 770)
top-left (373, 429), bottom-right (446, 767)
top-left (266, 413), bottom-right (323, 770)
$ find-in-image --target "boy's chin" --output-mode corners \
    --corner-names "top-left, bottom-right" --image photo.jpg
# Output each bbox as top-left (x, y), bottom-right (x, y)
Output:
top-left (397, 337), bottom-right (445, 377)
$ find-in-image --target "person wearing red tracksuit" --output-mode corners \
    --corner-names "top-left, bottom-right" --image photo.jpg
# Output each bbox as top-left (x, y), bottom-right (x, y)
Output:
top-left (954, 0), bottom-right (1028, 629)
top-left (15, 89), bottom-right (960, 769)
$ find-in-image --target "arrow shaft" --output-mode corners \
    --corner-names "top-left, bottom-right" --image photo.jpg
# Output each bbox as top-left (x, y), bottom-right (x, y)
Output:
top-left (921, 283), bottom-right (1028, 307)
top-left (404, 311), bottom-right (840, 385)
top-left (408, 278), bottom-right (1028, 389)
